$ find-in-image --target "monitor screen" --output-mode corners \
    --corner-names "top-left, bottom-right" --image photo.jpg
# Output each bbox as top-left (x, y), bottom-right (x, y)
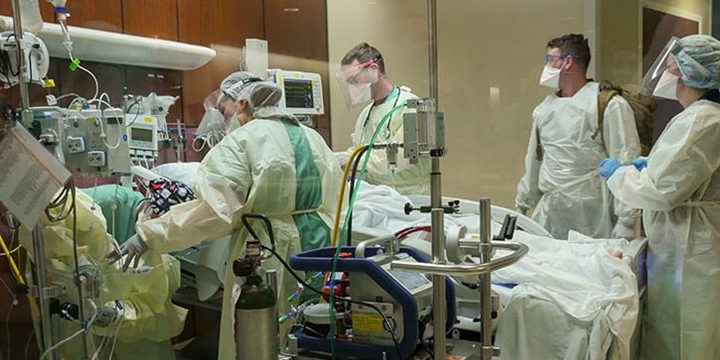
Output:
top-left (131, 128), bottom-right (153, 142)
top-left (284, 79), bottom-right (314, 109)
top-left (387, 269), bottom-right (431, 292)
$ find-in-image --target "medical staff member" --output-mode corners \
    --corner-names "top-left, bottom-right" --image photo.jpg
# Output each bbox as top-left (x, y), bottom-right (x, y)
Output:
top-left (109, 71), bottom-right (342, 359)
top-left (336, 43), bottom-right (429, 195)
top-left (516, 33), bottom-right (641, 239)
top-left (600, 34), bottom-right (720, 360)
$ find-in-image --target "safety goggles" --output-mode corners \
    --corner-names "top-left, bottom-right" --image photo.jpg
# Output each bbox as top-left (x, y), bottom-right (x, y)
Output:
top-left (543, 53), bottom-right (576, 64)
top-left (337, 55), bottom-right (382, 84)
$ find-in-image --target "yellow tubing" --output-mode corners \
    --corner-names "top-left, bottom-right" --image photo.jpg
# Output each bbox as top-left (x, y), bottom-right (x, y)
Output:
top-left (0, 233), bottom-right (25, 285)
top-left (0, 233), bottom-right (40, 317)
top-left (330, 145), bottom-right (368, 247)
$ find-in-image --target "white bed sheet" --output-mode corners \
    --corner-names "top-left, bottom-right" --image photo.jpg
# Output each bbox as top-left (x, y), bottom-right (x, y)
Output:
top-left (349, 182), bottom-right (639, 360)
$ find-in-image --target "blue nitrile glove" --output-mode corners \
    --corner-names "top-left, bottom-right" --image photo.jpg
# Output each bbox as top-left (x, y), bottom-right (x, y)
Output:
top-left (632, 157), bottom-right (647, 171)
top-left (599, 158), bottom-right (622, 179)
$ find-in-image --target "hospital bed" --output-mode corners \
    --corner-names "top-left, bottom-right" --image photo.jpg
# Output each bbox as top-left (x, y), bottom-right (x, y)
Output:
top-left (149, 162), bottom-right (646, 359)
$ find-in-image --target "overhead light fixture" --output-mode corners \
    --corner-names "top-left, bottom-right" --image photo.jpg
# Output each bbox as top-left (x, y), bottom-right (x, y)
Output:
top-left (0, 16), bottom-right (216, 71)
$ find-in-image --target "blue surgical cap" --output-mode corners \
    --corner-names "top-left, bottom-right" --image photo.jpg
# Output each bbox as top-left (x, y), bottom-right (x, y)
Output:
top-left (674, 35), bottom-right (720, 89)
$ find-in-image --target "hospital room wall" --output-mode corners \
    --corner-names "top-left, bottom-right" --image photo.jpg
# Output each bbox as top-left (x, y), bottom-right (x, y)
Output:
top-left (597, 0), bottom-right (710, 86)
top-left (327, 1), bottom-right (586, 207)
top-left (328, 0), bottom-right (710, 207)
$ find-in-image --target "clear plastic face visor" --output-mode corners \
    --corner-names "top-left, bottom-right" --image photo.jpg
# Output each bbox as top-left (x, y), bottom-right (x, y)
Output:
top-left (641, 37), bottom-right (682, 95)
top-left (335, 58), bottom-right (381, 110)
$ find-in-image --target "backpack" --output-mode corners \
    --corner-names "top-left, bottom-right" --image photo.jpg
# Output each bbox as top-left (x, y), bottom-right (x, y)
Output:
top-left (594, 81), bottom-right (656, 156)
top-left (534, 81), bottom-right (656, 161)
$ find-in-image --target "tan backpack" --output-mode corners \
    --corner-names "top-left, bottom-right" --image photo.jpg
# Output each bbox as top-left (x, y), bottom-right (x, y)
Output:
top-left (594, 81), bottom-right (656, 156)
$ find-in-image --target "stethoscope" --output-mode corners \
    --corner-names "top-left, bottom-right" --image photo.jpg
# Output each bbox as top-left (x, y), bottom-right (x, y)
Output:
top-left (361, 87), bottom-right (402, 143)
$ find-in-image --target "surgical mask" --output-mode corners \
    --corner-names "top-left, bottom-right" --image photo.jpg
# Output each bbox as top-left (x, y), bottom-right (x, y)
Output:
top-left (653, 70), bottom-right (679, 100)
top-left (348, 83), bottom-right (372, 105)
top-left (539, 63), bottom-right (562, 88)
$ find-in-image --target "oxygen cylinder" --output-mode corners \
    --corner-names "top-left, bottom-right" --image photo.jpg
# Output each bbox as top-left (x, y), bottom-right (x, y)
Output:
top-left (234, 240), bottom-right (278, 360)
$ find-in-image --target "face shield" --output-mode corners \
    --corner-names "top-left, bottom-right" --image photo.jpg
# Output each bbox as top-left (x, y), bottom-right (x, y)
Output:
top-left (193, 90), bottom-right (226, 151)
top-left (335, 57), bottom-right (381, 110)
top-left (641, 37), bottom-right (682, 98)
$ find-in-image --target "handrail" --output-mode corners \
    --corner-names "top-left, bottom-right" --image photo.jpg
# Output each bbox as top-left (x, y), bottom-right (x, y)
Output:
top-left (354, 235), bottom-right (397, 259)
top-left (390, 241), bottom-right (528, 276)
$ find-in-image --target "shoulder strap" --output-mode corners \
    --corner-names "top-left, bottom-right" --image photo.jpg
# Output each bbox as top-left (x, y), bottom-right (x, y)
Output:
top-left (594, 82), bottom-right (620, 141)
top-left (535, 125), bottom-right (543, 161)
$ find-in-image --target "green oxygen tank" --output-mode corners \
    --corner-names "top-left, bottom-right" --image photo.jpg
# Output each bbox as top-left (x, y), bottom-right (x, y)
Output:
top-left (233, 239), bottom-right (278, 360)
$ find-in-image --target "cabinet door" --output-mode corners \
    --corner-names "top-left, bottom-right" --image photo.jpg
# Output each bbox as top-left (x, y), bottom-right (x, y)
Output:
top-left (264, 0), bottom-right (330, 142)
top-left (178, 0), bottom-right (265, 125)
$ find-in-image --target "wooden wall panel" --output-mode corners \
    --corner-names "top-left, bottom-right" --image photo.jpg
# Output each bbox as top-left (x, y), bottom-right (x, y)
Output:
top-left (178, 0), bottom-right (264, 46)
top-left (178, 0), bottom-right (264, 125)
top-left (63, 0), bottom-right (123, 32)
top-left (123, 0), bottom-right (178, 41)
top-left (264, 0), bottom-right (330, 142)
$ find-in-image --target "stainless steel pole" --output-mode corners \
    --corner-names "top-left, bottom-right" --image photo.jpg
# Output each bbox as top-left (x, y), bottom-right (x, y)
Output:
top-left (31, 225), bottom-right (54, 360)
top-left (12, 1), bottom-right (53, 358)
top-left (427, 0), bottom-right (439, 105)
top-left (479, 198), bottom-right (494, 360)
top-left (427, 1), bottom-right (444, 356)
top-left (430, 158), bottom-right (446, 360)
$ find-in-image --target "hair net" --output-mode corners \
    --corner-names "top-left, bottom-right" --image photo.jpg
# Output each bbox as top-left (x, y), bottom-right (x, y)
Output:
top-left (674, 35), bottom-right (720, 89)
top-left (251, 82), bottom-right (297, 121)
top-left (219, 71), bottom-right (263, 103)
top-left (218, 71), bottom-right (297, 122)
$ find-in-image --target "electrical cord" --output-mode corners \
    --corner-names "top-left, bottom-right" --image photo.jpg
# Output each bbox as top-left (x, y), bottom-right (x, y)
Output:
top-left (37, 302), bottom-right (98, 360)
top-left (43, 180), bottom-right (90, 357)
top-left (259, 244), bottom-right (403, 360)
top-left (90, 335), bottom-right (107, 360)
top-left (106, 315), bottom-right (124, 360)
top-left (68, 183), bottom-right (89, 357)
top-left (23, 330), bottom-right (34, 360)
top-left (5, 283), bottom-right (15, 360)
top-left (55, 92), bottom-right (81, 103)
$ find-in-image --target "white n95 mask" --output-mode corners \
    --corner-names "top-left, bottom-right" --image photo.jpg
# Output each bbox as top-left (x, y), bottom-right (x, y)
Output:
top-left (653, 70), bottom-right (679, 100)
top-left (539, 64), bottom-right (562, 88)
top-left (348, 83), bottom-right (372, 105)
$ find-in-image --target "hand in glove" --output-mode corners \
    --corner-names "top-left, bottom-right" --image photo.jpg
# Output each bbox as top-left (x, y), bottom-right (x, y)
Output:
top-left (611, 217), bottom-right (637, 240)
top-left (515, 207), bottom-right (528, 216)
top-left (599, 158), bottom-right (623, 179)
top-left (632, 157), bottom-right (648, 171)
top-left (106, 234), bottom-right (148, 271)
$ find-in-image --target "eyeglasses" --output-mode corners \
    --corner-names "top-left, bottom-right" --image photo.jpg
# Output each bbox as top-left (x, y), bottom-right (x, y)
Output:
top-left (544, 53), bottom-right (576, 64)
